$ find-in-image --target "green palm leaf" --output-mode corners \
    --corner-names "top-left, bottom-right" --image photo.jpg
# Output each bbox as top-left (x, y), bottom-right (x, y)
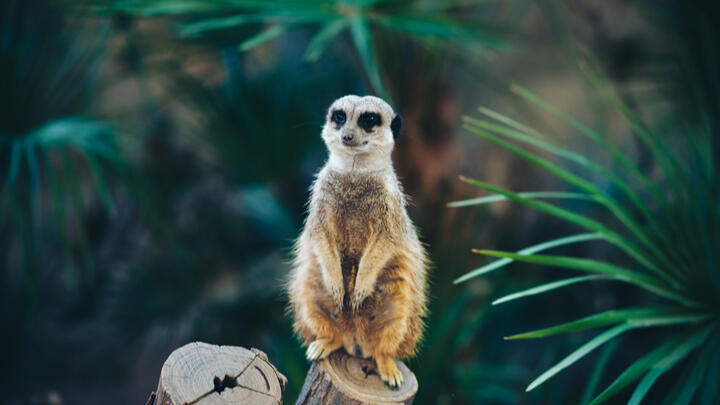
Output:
top-left (506, 307), bottom-right (708, 340)
top-left (662, 334), bottom-right (718, 405)
top-left (581, 339), bottom-right (619, 404)
top-left (467, 108), bottom-right (692, 273)
top-left (462, 125), bottom-right (683, 285)
top-left (239, 24), bottom-right (293, 51)
top-left (1, 0), bottom-right (127, 286)
top-left (455, 80), bottom-right (720, 403)
top-left (627, 325), bottom-right (713, 405)
top-left (349, 16), bottom-right (389, 100)
top-left (304, 19), bottom-right (348, 61)
top-left (589, 326), bottom-right (714, 405)
top-left (448, 191), bottom-right (594, 208)
top-left (480, 250), bottom-right (697, 306)
top-left (459, 176), bottom-right (665, 279)
top-left (492, 275), bottom-right (612, 306)
top-left (100, 0), bottom-right (510, 102)
top-left (527, 320), bottom-right (712, 393)
top-left (526, 324), bottom-right (632, 392)
top-left (369, 14), bottom-right (505, 47)
top-left (455, 233), bottom-right (600, 283)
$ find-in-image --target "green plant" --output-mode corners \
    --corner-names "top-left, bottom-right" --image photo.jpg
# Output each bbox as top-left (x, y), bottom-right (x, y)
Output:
top-left (451, 63), bottom-right (719, 404)
top-left (93, 0), bottom-right (508, 100)
top-left (0, 0), bottom-right (126, 286)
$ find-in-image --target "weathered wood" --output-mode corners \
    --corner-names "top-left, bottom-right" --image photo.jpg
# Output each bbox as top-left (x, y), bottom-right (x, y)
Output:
top-left (296, 351), bottom-right (417, 405)
top-left (149, 342), bottom-right (286, 405)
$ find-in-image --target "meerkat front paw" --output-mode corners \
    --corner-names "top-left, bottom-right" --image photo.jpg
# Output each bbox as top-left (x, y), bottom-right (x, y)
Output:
top-left (306, 338), bottom-right (342, 361)
top-left (329, 285), bottom-right (345, 309)
top-left (375, 355), bottom-right (403, 389)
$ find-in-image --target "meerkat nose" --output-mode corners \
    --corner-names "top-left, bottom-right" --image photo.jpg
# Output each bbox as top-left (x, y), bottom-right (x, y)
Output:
top-left (342, 133), bottom-right (354, 142)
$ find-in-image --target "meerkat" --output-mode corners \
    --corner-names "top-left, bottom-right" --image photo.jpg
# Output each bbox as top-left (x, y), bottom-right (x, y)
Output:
top-left (288, 95), bottom-right (428, 388)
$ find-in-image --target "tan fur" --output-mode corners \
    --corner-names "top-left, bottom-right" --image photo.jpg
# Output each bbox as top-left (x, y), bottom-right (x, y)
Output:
top-left (288, 95), bottom-right (428, 388)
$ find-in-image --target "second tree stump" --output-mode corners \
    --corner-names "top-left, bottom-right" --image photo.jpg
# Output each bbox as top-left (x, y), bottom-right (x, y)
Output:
top-left (296, 351), bottom-right (417, 405)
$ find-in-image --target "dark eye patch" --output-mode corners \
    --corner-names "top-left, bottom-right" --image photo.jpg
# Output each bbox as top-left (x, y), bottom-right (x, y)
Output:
top-left (331, 110), bottom-right (346, 126)
top-left (357, 112), bottom-right (382, 133)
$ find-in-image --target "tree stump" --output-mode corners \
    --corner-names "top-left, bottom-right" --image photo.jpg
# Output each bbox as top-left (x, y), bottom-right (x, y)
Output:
top-left (296, 351), bottom-right (418, 405)
top-left (148, 342), bottom-right (287, 405)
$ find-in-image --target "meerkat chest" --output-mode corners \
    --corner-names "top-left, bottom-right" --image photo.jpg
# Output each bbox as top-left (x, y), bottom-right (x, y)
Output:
top-left (320, 173), bottom-right (392, 257)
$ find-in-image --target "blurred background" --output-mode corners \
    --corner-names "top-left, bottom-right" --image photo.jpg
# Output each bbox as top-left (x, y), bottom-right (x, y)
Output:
top-left (2, 0), bottom-right (719, 404)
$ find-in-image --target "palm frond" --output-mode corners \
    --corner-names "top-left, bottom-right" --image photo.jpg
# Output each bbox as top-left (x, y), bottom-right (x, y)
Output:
top-left (91, 0), bottom-right (509, 99)
top-left (1, 0), bottom-right (128, 286)
top-left (454, 233), bottom-right (601, 283)
top-left (454, 79), bottom-right (720, 403)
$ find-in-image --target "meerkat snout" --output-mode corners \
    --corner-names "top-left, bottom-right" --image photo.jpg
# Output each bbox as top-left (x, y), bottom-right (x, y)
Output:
top-left (341, 132), bottom-right (355, 144)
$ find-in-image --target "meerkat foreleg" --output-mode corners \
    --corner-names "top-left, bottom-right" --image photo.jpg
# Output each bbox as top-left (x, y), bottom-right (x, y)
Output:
top-left (352, 235), bottom-right (394, 310)
top-left (295, 266), bottom-right (344, 361)
top-left (312, 233), bottom-right (344, 309)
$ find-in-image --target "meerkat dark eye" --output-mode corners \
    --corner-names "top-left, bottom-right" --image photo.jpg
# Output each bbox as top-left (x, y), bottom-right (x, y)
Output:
top-left (331, 110), bottom-right (346, 126)
top-left (358, 112), bottom-right (382, 133)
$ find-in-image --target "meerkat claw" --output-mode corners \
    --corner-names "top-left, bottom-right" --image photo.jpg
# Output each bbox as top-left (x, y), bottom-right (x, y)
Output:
top-left (305, 342), bottom-right (318, 360)
top-left (376, 356), bottom-right (403, 389)
top-left (330, 286), bottom-right (344, 309)
top-left (380, 371), bottom-right (403, 390)
top-left (387, 370), bottom-right (403, 389)
top-left (351, 289), bottom-right (369, 311)
top-left (306, 339), bottom-right (339, 361)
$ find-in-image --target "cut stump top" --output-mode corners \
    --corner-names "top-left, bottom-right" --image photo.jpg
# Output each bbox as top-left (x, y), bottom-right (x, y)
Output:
top-left (154, 342), bottom-right (286, 405)
top-left (297, 351), bottom-right (418, 405)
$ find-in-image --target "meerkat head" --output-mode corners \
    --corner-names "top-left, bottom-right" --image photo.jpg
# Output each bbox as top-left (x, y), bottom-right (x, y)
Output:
top-left (322, 95), bottom-right (402, 171)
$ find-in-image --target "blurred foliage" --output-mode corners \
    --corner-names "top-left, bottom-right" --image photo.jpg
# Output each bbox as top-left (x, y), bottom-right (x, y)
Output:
top-left (0, 0), bottom-right (126, 288)
top-left (454, 60), bottom-right (720, 403)
top-left (176, 52), bottom-right (338, 187)
top-left (91, 0), bottom-right (510, 100)
top-left (0, 1), bottom-right (138, 402)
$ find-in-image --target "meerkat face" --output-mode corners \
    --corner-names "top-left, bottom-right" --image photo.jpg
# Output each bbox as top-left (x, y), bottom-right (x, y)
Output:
top-left (321, 95), bottom-right (402, 160)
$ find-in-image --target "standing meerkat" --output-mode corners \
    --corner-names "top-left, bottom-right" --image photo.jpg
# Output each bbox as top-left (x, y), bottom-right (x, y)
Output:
top-left (288, 95), bottom-right (428, 388)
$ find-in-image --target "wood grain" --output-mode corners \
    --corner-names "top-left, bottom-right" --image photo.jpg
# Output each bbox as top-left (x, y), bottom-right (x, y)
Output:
top-left (151, 342), bottom-right (286, 405)
top-left (296, 351), bottom-right (417, 405)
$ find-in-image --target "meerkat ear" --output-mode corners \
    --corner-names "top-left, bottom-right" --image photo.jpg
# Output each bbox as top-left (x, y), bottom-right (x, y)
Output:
top-left (390, 114), bottom-right (402, 139)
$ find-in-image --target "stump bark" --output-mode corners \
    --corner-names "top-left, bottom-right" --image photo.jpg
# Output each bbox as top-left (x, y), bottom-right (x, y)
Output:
top-left (148, 342), bottom-right (287, 405)
top-left (296, 351), bottom-right (418, 405)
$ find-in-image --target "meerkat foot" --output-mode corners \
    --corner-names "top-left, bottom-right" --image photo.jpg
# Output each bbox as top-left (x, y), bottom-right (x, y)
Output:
top-left (306, 338), bottom-right (342, 361)
top-left (375, 355), bottom-right (403, 389)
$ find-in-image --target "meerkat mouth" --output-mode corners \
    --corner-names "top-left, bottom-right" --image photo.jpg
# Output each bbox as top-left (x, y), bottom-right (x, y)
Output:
top-left (342, 140), bottom-right (369, 149)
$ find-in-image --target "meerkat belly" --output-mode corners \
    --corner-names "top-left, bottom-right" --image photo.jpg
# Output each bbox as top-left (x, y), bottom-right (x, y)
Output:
top-left (326, 174), bottom-right (390, 258)
top-left (334, 211), bottom-right (374, 258)
top-left (334, 202), bottom-right (387, 298)
top-left (323, 173), bottom-right (392, 310)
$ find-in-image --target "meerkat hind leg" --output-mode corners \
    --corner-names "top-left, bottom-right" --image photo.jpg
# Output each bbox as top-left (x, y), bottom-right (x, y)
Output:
top-left (375, 354), bottom-right (403, 389)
